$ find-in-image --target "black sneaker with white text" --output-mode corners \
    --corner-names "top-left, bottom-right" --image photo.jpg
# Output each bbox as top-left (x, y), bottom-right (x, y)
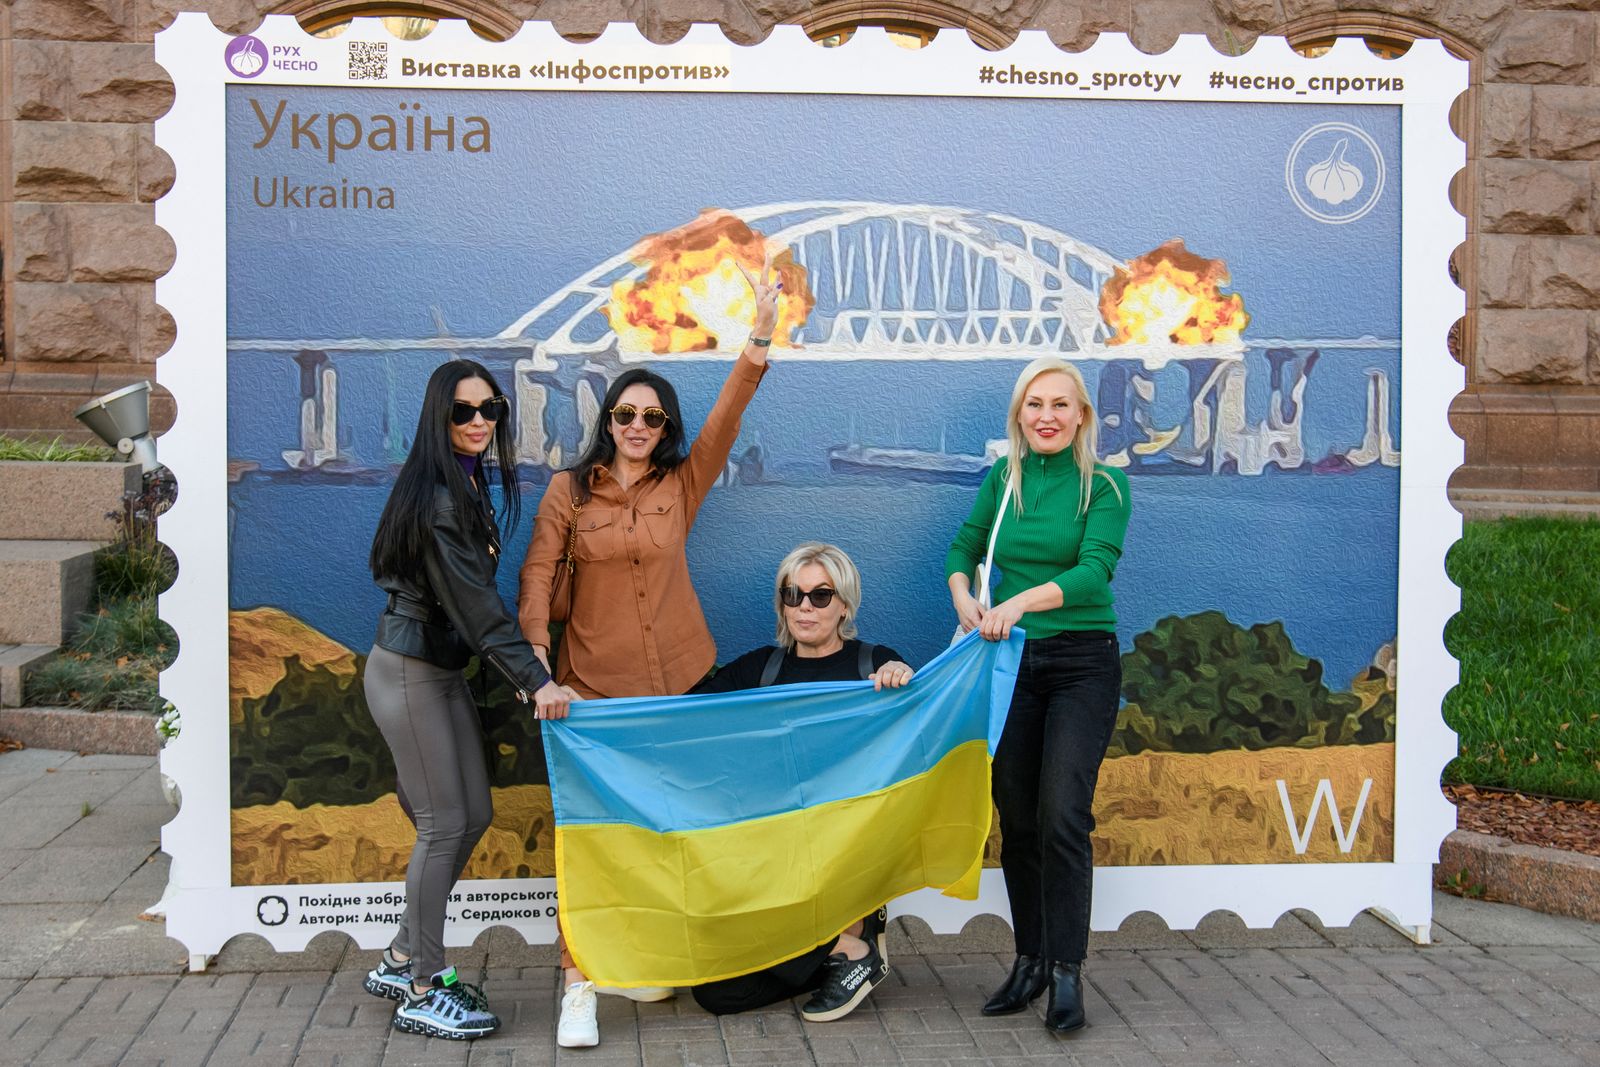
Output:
top-left (800, 942), bottom-right (888, 1023)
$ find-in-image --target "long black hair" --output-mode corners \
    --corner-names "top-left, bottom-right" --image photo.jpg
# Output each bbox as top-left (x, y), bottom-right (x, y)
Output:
top-left (568, 369), bottom-right (687, 503)
top-left (369, 359), bottom-right (520, 580)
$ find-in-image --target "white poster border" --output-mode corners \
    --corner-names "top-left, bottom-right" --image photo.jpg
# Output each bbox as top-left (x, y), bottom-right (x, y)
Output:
top-left (154, 12), bottom-right (1465, 961)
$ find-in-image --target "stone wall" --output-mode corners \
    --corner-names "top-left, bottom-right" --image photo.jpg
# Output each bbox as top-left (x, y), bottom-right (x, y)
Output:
top-left (2, 0), bottom-right (1597, 498)
top-left (1456, 9), bottom-right (1600, 496)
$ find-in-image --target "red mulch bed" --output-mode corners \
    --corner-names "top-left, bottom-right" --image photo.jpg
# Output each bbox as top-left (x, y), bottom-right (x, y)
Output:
top-left (1445, 783), bottom-right (1600, 859)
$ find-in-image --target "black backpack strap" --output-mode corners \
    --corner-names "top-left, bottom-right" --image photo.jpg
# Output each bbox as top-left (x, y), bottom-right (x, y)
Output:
top-left (758, 646), bottom-right (786, 688)
top-left (857, 642), bottom-right (877, 680)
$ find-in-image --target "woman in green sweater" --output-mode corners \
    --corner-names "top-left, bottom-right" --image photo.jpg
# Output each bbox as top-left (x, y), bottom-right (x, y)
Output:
top-left (945, 357), bottom-right (1131, 1034)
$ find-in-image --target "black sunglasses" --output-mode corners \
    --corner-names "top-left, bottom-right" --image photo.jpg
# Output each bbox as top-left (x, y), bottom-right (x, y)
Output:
top-left (611, 404), bottom-right (669, 430)
top-left (780, 586), bottom-right (837, 609)
top-left (450, 397), bottom-right (508, 426)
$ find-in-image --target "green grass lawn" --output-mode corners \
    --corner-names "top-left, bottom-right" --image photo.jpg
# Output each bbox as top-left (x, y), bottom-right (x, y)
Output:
top-left (0, 435), bottom-right (113, 462)
top-left (1445, 516), bottom-right (1600, 802)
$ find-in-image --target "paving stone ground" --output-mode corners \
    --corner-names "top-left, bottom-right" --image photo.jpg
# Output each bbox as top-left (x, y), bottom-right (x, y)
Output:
top-left (1, 748), bottom-right (1597, 1066)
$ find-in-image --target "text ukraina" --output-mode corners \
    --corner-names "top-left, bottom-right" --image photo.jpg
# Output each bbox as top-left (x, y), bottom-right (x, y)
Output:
top-left (252, 176), bottom-right (396, 209)
top-left (250, 98), bottom-right (491, 164)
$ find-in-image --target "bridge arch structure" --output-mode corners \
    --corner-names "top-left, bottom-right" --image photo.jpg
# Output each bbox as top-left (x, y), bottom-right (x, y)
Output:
top-left (497, 201), bottom-right (1243, 367)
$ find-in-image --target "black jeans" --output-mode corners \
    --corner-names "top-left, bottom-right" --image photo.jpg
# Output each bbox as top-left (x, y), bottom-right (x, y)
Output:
top-left (992, 629), bottom-right (1122, 964)
top-left (690, 941), bottom-right (836, 1015)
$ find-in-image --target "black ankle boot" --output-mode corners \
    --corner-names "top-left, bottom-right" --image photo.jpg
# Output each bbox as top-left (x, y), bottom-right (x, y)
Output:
top-left (981, 953), bottom-right (1049, 1016)
top-left (1044, 960), bottom-right (1085, 1032)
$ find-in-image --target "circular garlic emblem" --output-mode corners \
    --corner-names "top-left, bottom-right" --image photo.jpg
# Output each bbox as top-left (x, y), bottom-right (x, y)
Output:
top-left (1284, 123), bottom-right (1386, 225)
top-left (224, 35), bottom-right (269, 79)
top-left (234, 41), bottom-right (265, 75)
top-left (1304, 139), bottom-right (1364, 206)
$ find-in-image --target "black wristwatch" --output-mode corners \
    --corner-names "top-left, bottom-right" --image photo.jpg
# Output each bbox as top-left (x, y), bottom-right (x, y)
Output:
top-left (749, 335), bottom-right (772, 348)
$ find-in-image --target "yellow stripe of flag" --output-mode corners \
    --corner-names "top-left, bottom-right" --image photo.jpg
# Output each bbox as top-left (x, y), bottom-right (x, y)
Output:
top-left (556, 739), bottom-right (992, 986)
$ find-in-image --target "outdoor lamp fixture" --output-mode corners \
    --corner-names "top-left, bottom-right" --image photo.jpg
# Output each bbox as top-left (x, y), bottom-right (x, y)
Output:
top-left (73, 381), bottom-right (163, 473)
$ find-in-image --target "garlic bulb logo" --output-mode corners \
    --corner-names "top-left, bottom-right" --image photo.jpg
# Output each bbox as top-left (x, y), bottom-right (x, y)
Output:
top-left (1285, 122), bottom-right (1386, 224)
top-left (224, 35), bottom-right (269, 78)
top-left (1304, 139), bottom-right (1364, 206)
top-left (233, 40), bottom-right (265, 75)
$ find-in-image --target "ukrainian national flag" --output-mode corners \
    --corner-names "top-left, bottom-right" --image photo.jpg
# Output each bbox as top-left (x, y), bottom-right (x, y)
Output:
top-left (542, 628), bottom-right (1023, 987)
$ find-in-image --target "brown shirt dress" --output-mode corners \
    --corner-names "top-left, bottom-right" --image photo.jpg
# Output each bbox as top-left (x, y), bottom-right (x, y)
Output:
top-left (518, 354), bottom-right (768, 699)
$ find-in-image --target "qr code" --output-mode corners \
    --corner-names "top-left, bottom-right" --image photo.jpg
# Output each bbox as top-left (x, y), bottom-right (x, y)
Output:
top-left (348, 40), bottom-right (388, 81)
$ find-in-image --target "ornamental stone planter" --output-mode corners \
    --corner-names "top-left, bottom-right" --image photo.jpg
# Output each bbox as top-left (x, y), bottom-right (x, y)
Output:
top-left (0, 459), bottom-right (141, 645)
top-left (0, 460), bottom-right (142, 541)
top-left (0, 540), bottom-right (100, 644)
top-left (0, 706), bottom-right (161, 756)
top-left (1437, 829), bottom-right (1600, 924)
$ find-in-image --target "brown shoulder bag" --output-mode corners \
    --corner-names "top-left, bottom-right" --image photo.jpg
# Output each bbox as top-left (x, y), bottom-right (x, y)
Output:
top-left (548, 496), bottom-right (583, 624)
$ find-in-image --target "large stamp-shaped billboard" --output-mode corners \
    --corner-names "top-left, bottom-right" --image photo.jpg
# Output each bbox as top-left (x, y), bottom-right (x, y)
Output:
top-left (155, 15), bottom-right (1464, 961)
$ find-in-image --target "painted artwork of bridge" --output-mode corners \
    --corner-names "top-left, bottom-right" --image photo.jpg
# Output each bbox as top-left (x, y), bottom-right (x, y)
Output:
top-left (228, 201), bottom-right (1398, 483)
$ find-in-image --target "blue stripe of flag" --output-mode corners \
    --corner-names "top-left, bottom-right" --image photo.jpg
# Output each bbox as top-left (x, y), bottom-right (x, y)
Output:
top-left (542, 628), bottom-right (1023, 833)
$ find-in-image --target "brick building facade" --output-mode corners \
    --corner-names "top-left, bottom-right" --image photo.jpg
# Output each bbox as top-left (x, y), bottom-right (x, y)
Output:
top-left (2, 0), bottom-right (1596, 504)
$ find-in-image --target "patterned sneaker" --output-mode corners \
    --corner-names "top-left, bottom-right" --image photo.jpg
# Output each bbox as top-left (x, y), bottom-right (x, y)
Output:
top-left (800, 943), bottom-right (888, 1023)
top-left (456, 978), bottom-right (492, 1012)
top-left (363, 946), bottom-right (412, 1001)
top-left (392, 968), bottom-right (500, 1040)
top-left (364, 951), bottom-right (492, 1010)
top-left (596, 984), bottom-right (676, 1003)
top-left (557, 981), bottom-right (600, 1048)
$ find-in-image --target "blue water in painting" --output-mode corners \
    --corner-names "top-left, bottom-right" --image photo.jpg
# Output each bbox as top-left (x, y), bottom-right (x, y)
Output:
top-left (228, 469), bottom-right (1397, 689)
top-left (223, 85), bottom-right (1405, 689)
top-left (226, 349), bottom-right (1399, 688)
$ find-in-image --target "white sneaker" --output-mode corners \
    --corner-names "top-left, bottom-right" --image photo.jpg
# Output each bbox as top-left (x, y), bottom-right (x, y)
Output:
top-left (596, 985), bottom-right (675, 1003)
top-left (558, 981), bottom-right (600, 1048)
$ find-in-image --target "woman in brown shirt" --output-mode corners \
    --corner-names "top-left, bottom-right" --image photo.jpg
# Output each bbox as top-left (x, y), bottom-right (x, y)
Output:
top-left (519, 264), bottom-right (779, 699)
top-left (518, 260), bottom-right (780, 1047)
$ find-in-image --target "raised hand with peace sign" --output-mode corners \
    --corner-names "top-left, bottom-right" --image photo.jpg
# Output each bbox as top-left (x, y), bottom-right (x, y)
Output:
top-left (736, 249), bottom-right (783, 365)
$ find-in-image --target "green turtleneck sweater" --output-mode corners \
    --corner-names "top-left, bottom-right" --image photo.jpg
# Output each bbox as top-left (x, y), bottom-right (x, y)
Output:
top-left (944, 449), bottom-right (1132, 637)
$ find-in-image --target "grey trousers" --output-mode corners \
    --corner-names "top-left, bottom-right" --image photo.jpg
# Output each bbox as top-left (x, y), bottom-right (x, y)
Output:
top-left (363, 644), bottom-right (494, 980)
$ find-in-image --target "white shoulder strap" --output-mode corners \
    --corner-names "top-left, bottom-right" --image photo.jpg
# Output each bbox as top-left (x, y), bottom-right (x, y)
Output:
top-left (976, 478), bottom-right (1014, 610)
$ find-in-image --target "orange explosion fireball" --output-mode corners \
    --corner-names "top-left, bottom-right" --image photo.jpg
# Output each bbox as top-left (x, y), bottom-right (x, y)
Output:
top-left (604, 209), bottom-right (815, 354)
top-left (1099, 239), bottom-right (1249, 346)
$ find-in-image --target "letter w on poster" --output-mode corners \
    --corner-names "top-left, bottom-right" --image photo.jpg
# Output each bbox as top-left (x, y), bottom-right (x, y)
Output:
top-left (542, 629), bottom-right (1023, 987)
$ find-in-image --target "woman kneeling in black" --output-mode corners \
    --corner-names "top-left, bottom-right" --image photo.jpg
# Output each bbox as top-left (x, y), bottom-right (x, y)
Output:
top-left (692, 542), bottom-right (915, 1022)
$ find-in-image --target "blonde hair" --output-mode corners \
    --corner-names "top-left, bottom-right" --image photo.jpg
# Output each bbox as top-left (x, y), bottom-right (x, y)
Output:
top-left (1004, 357), bottom-right (1119, 516)
top-left (773, 542), bottom-right (861, 650)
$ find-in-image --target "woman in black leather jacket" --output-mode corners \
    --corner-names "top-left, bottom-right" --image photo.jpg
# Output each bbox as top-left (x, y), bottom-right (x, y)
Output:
top-left (362, 358), bottom-right (579, 1041)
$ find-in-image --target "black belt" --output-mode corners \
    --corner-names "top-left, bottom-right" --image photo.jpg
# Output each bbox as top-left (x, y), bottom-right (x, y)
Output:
top-left (386, 593), bottom-right (448, 626)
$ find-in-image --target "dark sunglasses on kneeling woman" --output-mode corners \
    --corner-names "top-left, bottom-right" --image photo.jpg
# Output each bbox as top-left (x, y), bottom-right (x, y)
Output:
top-left (780, 586), bottom-right (837, 608)
top-left (450, 397), bottom-right (509, 425)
